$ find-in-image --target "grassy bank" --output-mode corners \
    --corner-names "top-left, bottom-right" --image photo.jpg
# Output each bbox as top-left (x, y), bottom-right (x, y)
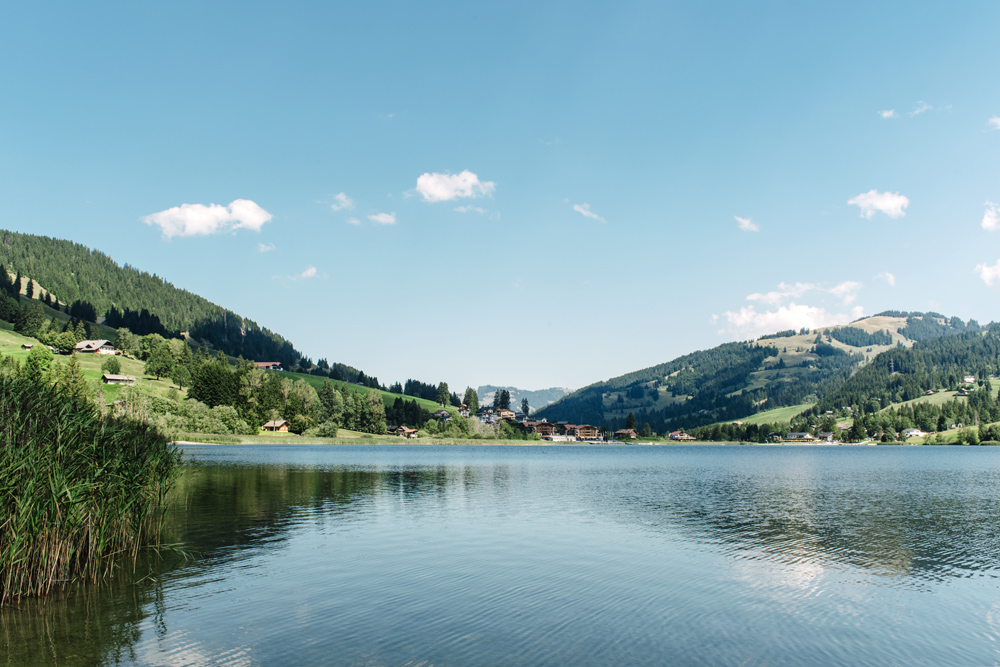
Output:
top-left (0, 372), bottom-right (180, 605)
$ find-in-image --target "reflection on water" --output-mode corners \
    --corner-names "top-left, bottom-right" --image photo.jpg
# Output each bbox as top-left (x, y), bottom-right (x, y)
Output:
top-left (4, 445), bottom-right (1000, 666)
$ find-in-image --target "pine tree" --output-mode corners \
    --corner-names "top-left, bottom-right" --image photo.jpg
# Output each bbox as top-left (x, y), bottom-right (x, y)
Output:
top-left (626, 412), bottom-right (637, 430)
top-left (60, 354), bottom-right (92, 404)
top-left (463, 387), bottom-right (479, 412)
top-left (436, 382), bottom-right (450, 406)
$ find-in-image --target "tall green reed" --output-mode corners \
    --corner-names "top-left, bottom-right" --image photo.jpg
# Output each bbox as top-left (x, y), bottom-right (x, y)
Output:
top-left (0, 372), bottom-right (180, 604)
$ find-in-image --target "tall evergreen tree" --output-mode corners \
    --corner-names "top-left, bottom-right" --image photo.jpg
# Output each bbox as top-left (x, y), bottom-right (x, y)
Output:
top-left (463, 387), bottom-right (479, 412)
top-left (436, 381), bottom-right (450, 406)
top-left (521, 397), bottom-right (530, 415)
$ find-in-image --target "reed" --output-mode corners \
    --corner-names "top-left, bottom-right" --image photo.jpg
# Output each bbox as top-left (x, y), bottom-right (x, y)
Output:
top-left (0, 373), bottom-right (181, 604)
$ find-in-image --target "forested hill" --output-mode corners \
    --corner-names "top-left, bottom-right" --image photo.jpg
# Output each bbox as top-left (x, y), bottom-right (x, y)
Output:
top-left (535, 313), bottom-right (986, 432)
top-left (0, 230), bottom-right (307, 368)
top-left (813, 326), bottom-right (1000, 413)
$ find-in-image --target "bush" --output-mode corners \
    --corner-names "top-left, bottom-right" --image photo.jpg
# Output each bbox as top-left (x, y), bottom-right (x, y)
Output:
top-left (100, 356), bottom-right (122, 375)
top-left (316, 421), bottom-right (339, 437)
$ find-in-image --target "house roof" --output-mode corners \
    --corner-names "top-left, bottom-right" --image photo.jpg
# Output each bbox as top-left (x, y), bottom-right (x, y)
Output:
top-left (102, 374), bottom-right (136, 382)
top-left (263, 419), bottom-right (289, 428)
top-left (75, 339), bottom-right (111, 351)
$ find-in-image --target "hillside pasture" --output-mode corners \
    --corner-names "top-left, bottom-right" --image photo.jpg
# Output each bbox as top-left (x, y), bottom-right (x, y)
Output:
top-left (269, 370), bottom-right (449, 413)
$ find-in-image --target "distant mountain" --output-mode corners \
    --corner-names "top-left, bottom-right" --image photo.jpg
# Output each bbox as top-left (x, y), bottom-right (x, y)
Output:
top-left (477, 385), bottom-right (574, 412)
top-left (535, 312), bottom-right (989, 431)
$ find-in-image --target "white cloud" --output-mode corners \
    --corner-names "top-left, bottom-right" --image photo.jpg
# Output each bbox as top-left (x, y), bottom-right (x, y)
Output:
top-left (257, 242), bottom-right (276, 253)
top-left (982, 202), bottom-right (999, 231)
top-left (876, 272), bottom-right (896, 286)
top-left (989, 116), bottom-right (1000, 130)
top-left (455, 205), bottom-right (487, 214)
top-left (142, 199), bottom-right (272, 239)
top-left (330, 192), bottom-right (354, 211)
top-left (415, 170), bottom-right (495, 202)
top-left (273, 265), bottom-right (319, 283)
top-left (879, 110), bottom-right (898, 119)
top-left (747, 282), bottom-right (815, 306)
top-left (975, 259), bottom-right (1000, 286)
top-left (909, 101), bottom-right (932, 116)
top-left (735, 216), bottom-right (759, 232)
top-left (847, 190), bottom-right (910, 219)
top-left (723, 303), bottom-right (851, 339)
top-left (368, 212), bottom-right (396, 225)
top-left (829, 280), bottom-right (863, 305)
top-left (573, 203), bottom-right (606, 223)
top-left (346, 217), bottom-right (361, 225)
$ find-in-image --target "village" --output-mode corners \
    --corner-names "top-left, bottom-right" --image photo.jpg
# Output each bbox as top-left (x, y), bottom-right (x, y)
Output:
top-left (46, 340), bottom-right (982, 445)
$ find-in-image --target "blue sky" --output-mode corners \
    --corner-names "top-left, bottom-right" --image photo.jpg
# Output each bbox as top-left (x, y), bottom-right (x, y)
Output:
top-left (2, 1), bottom-right (999, 391)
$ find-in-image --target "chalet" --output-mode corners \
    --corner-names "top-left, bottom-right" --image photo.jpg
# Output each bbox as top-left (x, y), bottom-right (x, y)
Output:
top-left (255, 362), bottom-right (283, 371)
top-left (75, 339), bottom-right (117, 355)
top-left (514, 411), bottom-right (528, 423)
top-left (964, 374), bottom-right (976, 384)
top-left (20, 343), bottom-right (32, 350)
top-left (433, 409), bottom-right (452, 422)
top-left (668, 430), bottom-right (695, 441)
top-left (263, 419), bottom-right (290, 432)
top-left (533, 421), bottom-right (556, 437)
top-left (458, 404), bottom-right (470, 418)
top-left (615, 429), bottom-right (638, 440)
top-left (902, 428), bottom-right (926, 439)
top-left (400, 427), bottom-right (418, 439)
top-left (817, 431), bottom-right (835, 442)
top-left (576, 424), bottom-right (601, 440)
top-left (386, 425), bottom-right (402, 436)
top-left (784, 432), bottom-right (815, 442)
top-left (497, 408), bottom-right (516, 421)
top-left (102, 374), bottom-right (136, 386)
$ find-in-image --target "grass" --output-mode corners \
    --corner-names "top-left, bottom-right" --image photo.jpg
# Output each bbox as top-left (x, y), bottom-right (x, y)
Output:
top-left (269, 369), bottom-right (451, 414)
top-left (878, 390), bottom-right (962, 413)
top-left (0, 373), bottom-right (181, 604)
top-left (737, 402), bottom-right (816, 425)
top-left (0, 326), bottom-right (183, 404)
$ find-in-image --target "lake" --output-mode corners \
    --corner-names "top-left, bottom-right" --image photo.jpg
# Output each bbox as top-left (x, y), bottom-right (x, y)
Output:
top-left (5, 444), bottom-right (1000, 666)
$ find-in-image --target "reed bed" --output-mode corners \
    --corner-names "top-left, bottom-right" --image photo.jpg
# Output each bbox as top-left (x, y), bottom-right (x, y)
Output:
top-left (0, 373), bottom-right (181, 605)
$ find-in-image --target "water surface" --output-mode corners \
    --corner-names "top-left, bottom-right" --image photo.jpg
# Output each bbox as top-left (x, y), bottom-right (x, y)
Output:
top-left (5, 445), bottom-right (1000, 666)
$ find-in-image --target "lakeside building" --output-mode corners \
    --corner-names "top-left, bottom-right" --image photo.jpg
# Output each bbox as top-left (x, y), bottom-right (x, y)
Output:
top-left (75, 339), bottom-right (117, 354)
top-left (615, 429), bottom-right (638, 440)
top-left (254, 362), bottom-right (284, 371)
top-left (102, 373), bottom-right (136, 385)
top-left (783, 432), bottom-right (815, 442)
top-left (263, 419), bottom-right (290, 432)
top-left (668, 430), bottom-right (695, 441)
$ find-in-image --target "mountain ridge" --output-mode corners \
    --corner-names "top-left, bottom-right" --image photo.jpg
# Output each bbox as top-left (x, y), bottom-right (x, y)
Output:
top-left (535, 312), bottom-right (992, 432)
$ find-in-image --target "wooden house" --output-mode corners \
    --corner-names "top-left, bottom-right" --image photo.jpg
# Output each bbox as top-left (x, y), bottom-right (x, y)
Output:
top-left (263, 419), bottom-right (290, 432)
top-left (255, 362), bottom-right (284, 371)
top-left (102, 374), bottom-right (136, 385)
top-left (75, 339), bottom-right (117, 355)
